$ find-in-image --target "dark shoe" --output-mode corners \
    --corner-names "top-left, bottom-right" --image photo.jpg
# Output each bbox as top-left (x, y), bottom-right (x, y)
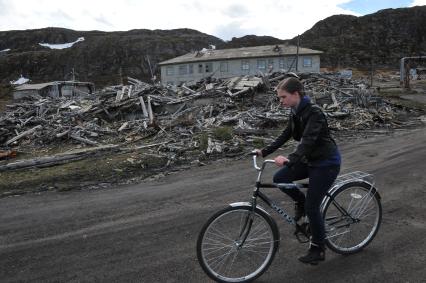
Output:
top-left (294, 202), bottom-right (305, 221)
top-left (298, 243), bottom-right (325, 265)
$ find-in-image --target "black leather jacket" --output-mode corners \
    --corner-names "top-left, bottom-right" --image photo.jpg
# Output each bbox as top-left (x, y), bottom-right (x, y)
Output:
top-left (261, 100), bottom-right (338, 167)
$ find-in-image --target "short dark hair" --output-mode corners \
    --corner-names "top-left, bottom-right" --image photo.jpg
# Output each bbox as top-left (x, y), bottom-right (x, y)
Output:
top-left (277, 77), bottom-right (305, 96)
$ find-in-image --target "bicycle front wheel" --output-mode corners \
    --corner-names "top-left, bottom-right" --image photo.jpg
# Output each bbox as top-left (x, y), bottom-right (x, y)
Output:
top-left (197, 205), bottom-right (279, 283)
top-left (323, 181), bottom-right (382, 254)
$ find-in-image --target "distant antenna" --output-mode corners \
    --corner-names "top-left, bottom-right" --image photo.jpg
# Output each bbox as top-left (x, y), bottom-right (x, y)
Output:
top-left (65, 68), bottom-right (79, 81)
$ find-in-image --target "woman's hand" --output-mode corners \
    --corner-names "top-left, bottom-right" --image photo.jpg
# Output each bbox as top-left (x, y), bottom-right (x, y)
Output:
top-left (255, 149), bottom-right (263, 157)
top-left (274, 155), bottom-right (289, 167)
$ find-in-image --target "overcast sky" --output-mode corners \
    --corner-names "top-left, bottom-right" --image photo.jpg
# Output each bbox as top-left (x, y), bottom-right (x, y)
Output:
top-left (0, 0), bottom-right (425, 40)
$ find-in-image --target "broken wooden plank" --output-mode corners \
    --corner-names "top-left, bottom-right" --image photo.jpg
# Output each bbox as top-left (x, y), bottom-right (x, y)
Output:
top-left (182, 85), bottom-right (196, 94)
top-left (0, 145), bottom-right (119, 172)
top-left (5, 125), bottom-right (42, 146)
top-left (70, 134), bottom-right (99, 146)
top-left (118, 121), bottom-right (129, 132)
top-left (56, 130), bottom-right (70, 138)
top-left (147, 95), bottom-right (154, 124)
top-left (139, 96), bottom-right (148, 118)
top-left (0, 149), bottom-right (17, 159)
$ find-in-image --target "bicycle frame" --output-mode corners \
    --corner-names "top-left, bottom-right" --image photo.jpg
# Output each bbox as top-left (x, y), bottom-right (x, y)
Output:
top-left (242, 154), bottom-right (361, 243)
top-left (249, 155), bottom-right (304, 225)
top-left (236, 155), bottom-right (309, 244)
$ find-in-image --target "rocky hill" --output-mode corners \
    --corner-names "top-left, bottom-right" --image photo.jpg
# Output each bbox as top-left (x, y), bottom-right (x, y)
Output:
top-left (290, 6), bottom-right (426, 68)
top-left (0, 28), bottom-right (224, 87)
top-left (1, 5), bottom-right (425, 89)
top-left (216, 35), bottom-right (285, 49)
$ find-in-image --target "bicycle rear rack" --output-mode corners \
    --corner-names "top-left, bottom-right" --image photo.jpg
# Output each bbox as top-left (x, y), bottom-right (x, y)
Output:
top-left (333, 171), bottom-right (375, 188)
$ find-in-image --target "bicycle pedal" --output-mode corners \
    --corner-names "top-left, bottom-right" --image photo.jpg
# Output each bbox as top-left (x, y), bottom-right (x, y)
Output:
top-left (294, 223), bottom-right (311, 243)
top-left (294, 233), bottom-right (310, 243)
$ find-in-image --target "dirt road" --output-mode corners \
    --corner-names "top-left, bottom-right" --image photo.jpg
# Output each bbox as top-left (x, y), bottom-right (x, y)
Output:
top-left (0, 127), bottom-right (425, 282)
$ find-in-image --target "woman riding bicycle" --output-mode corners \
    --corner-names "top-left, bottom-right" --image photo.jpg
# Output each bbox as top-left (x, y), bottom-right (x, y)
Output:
top-left (256, 76), bottom-right (341, 264)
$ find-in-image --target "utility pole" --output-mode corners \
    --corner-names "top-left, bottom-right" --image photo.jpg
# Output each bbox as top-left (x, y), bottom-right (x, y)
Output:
top-left (71, 68), bottom-right (77, 97)
top-left (296, 35), bottom-right (300, 72)
top-left (145, 55), bottom-right (154, 81)
top-left (119, 66), bottom-right (123, 85)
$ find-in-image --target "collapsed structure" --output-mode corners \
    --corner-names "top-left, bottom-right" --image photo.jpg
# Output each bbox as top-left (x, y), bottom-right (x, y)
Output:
top-left (0, 71), bottom-right (423, 170)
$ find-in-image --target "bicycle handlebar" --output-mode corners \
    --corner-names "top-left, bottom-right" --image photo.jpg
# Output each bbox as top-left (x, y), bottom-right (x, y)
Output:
top-left (250, 150), bottom-right (274, 171)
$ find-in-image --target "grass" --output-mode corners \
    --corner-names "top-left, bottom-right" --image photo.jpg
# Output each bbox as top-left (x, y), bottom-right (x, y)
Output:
top-left (377, 85), bottom-right (426, 111)
top-left (0, 84), bottom-right (13, 112)
top-left (0, 151), bottom-right (168, 195)
top-left (212, 126), bottom-right (233, 141)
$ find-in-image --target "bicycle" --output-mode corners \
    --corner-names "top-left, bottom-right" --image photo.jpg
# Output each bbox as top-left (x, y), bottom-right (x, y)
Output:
top-left (196, 152), bottom-right (382, 283)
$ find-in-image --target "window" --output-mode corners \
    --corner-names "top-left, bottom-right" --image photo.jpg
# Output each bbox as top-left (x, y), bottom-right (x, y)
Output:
top-left (279, 58), bottom-right (285, 69)
top-left (188, 64), bottom-right (194, 74)
top-left (268, 59), bottom-right (274, 70)
top-left (198, 64), bottom-right (203, 73)
top-left (241, 60), bottom-right (250, 70)
top-left (205, 62), bottom-right (213, 73)
top-left (179, 64), bottom-right (188, 75)
top-left (257, 59), bottom-right (266, 70)
top-left (286, 57), bottom-right (296, 69)
top-left (220, 62), bottom-right (228, 72)
top-left (303, 57), bottom-right (312, 67)
top-left (166, 66), bottom-right (174, 76)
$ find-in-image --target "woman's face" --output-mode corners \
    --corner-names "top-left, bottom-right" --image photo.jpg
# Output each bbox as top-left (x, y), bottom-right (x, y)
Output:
top-left (277, 89), bottom-right (301, 108)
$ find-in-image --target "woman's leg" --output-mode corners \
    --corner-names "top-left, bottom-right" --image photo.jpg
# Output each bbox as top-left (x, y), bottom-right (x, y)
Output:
top-left (305, 165), bottom-right (340, 245)
top-left (273, 162), bottom-right (309, 203)
top-left (298, 165), bottom-right (340, 264)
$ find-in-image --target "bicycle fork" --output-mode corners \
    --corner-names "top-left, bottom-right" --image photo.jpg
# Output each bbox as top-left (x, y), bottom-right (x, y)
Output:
top-left (234, 195), bottom-right (258, 248)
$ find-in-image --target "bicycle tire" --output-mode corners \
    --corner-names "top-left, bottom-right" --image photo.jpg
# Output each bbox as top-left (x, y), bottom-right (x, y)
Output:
top-left (197, 205), bottom-right (279, 283)
top-left (323, 181), bottom-right (382, 254)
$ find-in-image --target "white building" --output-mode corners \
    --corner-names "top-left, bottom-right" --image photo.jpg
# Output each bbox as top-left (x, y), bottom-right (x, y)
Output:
top-left (13, 81), bottom-right (94, 99)
top-left (159, 44), bottom-right (323, 85)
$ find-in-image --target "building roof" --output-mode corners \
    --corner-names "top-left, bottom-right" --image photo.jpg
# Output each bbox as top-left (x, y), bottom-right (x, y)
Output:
top-left (159, 44), bottom-right (323, 66)
top-left (15, 81), bottom-right (94, 91)
top-left (15, 82), bottom-right (57, 91)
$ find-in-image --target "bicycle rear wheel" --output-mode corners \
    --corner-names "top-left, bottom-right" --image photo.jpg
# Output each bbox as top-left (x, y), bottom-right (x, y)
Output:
top-left (323, 181), bottom-right (382, 254)
top-left (197, 205), bottom-right (279, 283)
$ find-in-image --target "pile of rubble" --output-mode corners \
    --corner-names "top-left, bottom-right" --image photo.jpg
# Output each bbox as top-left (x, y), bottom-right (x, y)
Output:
top-left (301, 73), bottom-right (402, 131)
top-left (0, 72), bottom-right (422, 167)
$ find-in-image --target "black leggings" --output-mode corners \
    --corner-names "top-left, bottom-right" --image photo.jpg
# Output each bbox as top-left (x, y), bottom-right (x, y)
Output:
top-left (273, 162), bottom-right (340, 245)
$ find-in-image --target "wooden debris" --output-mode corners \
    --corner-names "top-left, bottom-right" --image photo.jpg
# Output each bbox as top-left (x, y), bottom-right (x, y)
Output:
top-left (118, 122), bottom-right (129, 132)
top-left (147, 96), bottom-right (154, 124)
top-left (139, 96), bottom-right (148, 118)
top-left (0, 150), bottom-right (17, 160)
top-left (0, 70), bottom-right (420, 173)
top-left (5, 125), bottom-right (42, 145)
top-left (70, 134), bottom-right (98, 146)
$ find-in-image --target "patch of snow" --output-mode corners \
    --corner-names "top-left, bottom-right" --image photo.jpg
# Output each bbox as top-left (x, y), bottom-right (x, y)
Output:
top-left (11, 75), bottom-right (30, 85)
top-left (0, 48), bottom-right (11, 53)
top-left (39, 37), bottom-right (85, 50)
top-left (68, 105), bottom-right (82, 110)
